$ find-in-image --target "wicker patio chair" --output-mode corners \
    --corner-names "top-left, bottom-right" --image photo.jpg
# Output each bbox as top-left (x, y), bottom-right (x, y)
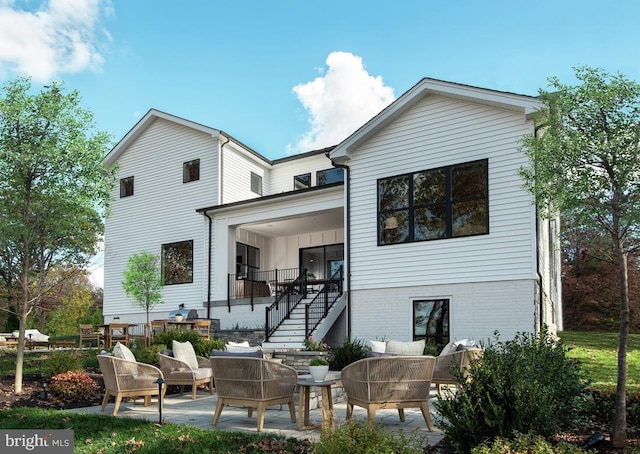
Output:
top-left (97, 354), bottom-right (166, 416)
top-left (209, 356), bottom-right (297, 431)
top-left (158, 352), bottom-right (214, 399)
top-left (341, 355), bottom-right (436, 430)
top-left (432, 348), bottom-right (482, 394)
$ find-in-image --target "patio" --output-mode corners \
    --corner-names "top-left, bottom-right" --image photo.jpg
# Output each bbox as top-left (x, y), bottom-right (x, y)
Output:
top-left (68, 387), bottom-right (445, 445)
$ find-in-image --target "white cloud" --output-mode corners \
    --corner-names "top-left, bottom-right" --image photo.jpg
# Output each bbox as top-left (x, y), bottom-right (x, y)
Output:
top-left (0, 0), bottom-right (111, 82)
top-left (288, 51), bottom-right (396, 153)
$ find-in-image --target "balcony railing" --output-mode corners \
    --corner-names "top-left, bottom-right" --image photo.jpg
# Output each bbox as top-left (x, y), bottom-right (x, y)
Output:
top-left (227, 267), bottom-right (301, 312)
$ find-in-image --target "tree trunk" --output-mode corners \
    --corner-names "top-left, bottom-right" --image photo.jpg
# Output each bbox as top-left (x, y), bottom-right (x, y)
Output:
top-left (14, 313), bottom-right (26, 394)
top-left (611, 246), bottom-right (629, 448)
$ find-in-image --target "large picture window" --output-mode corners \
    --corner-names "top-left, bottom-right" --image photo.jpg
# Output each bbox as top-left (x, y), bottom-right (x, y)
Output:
top-left (378, 159), bottom-right (488, 245)
top-left (162, 240), bottom-right (193, 285)
top-left (413, 299), bottom-right (449, 347)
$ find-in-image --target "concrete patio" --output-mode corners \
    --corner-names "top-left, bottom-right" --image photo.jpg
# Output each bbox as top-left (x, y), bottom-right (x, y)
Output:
top-left (67, 387), bottom-right (445, 446)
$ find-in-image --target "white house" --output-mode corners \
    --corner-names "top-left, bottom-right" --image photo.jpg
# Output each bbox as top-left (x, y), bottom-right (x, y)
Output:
top-left (102, 77), bottom-right (562, 349)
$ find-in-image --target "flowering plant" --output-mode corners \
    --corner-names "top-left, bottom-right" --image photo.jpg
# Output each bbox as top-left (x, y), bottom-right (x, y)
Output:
top-left (49, 371), bottom-right (98, 401)
top-left (303, 336), bottom-right (330, 352)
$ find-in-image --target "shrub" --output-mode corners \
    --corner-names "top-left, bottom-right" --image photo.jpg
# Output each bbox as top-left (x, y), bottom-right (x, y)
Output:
top-left (43, 350), bottom-right (82, 379)
top-left (434, 328), bottom-right (590, 453)
top-left (131, 343), bottom-right (165, 367)
top-left (309, 357), bottom-right (329, 366)
top-left (329, 337), bottom-right (369, 370)
top-left (471, 432), bottom-right (593, 454)
top-left (151, 328), bottom-right (224, 357)
top-left (48, 371), bottom-right (99, 401)
top-left (313, 419), bottom-right (425, 454)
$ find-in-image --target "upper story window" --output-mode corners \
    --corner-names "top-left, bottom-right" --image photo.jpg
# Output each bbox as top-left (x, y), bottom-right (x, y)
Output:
top-left (294, 173), bottom-right (311, 190)
top-left (183, 159), bottom-right (200, 183)
top-left (317, 168), bottom-right (344, 186)
top-left (120, 176), bottom-right (134, 198)
top-left (251, 172), bottom-right (263, 195)
top-left (162, 240), bottom-right (193, 285)
top-left (378, 159), bottom-right (488, 245)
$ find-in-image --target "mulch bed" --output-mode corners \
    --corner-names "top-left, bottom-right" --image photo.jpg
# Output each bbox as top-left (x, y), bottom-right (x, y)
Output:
top-left (0, 374), bottom-right (638, 452)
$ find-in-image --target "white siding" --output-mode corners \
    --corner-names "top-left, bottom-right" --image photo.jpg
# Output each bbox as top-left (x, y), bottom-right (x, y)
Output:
top-left (270, 154), bottom-right (335, 193)
top-left (103, 118), bottom-right (219, 321)
top-left (221, 142), bottom-right (270, 203)
top-left (348, 94), bottom-right (537, 291)
top-left (350, 280), bottom-right (535, 343)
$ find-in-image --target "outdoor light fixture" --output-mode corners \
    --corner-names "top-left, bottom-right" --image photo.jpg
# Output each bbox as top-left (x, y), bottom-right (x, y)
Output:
top-left (154, 378), bottom-right (166, 424)
top-left (178, 303), bottom-right (185, 310)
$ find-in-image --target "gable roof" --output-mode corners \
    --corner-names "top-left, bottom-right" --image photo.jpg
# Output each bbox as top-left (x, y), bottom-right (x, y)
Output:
top-left (329, 77), bottom-right (542, 162)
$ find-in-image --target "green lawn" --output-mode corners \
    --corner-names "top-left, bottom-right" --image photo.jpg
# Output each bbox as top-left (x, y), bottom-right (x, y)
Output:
top-left (559, 330), bottom-right (640, 393)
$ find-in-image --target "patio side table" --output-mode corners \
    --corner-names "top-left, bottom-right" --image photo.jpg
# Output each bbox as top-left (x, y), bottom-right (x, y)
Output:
top-left (296, 377), bottom-right (335, 430)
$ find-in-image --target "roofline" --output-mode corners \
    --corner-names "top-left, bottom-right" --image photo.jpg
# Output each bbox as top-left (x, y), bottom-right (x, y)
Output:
top-left (330, 77), bottom-right (542, 161)
top-left (195, 181), bottom-right (344, 214)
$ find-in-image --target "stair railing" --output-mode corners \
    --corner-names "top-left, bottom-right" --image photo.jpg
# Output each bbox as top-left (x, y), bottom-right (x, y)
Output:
top-left (264, 269), bottom-right (307, 341)
top-left (304, 266), bottom-right (344, 338)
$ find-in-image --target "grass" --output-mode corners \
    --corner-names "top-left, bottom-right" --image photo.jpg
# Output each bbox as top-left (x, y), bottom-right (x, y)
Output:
top-left (559, 330), bottom-right (640, 393)
top-left (0, 408), bottom-right (310, 453)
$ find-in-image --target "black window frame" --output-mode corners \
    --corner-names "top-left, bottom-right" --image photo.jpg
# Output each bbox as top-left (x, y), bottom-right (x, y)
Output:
top-left (377, 159), bottom-right (488, 245)
top-left (161, 240), bottom-right (194, 285)
top-left (236, 242), bottom-right (260, 279)
top-left (317, 168), bottom-right (344, 186)
top-left (294, 173), bottom-right (311, 190)
top-left (119, 176), bottom-right (134, 198)
top-left (250, 172), bottom-right (263, 195)
top-left (413, 298), bottom-right (450, 347)
top-left (183, 159), bottom-right (200, 183)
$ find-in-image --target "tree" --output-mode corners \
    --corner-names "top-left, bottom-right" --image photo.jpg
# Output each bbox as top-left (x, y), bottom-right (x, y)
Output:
top-left (0, 77), bottom-right (116, 393)
top-left (519, 66), bottom-right (640, 447)
top-left (122, 251), bottom-right (163, 328)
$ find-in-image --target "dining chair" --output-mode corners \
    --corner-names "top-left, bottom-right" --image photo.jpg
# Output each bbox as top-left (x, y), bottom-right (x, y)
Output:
top-left (106, 323), bottom-right (130, 348)
top-left (78, 324), bottom-right (101, 348)
top-left (193, 320), bottom-right (211, 340)
top-left (147, 320), bottom-right (168, 343)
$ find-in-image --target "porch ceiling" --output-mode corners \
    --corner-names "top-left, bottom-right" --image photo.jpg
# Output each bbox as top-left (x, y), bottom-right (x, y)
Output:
top-left (241, 208), bottom-right (343, 238)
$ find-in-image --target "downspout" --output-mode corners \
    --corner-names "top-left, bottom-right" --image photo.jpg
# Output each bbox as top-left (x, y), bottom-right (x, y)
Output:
top-left (204, 134), bottom-right (231, 319)
top-left (533, 123), bottom-right (544, 334)
top-left (204, 211), bottom-right (213, 319)
top-left (330, 157), bottom-right (351, 339)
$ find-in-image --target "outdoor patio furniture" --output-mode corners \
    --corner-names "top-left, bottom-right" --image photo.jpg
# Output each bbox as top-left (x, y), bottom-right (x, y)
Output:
top-left (97, 354), bottom-right (166, 416)
top-left (103, 323), bottom-right (131, 348)
top-left (432, 348), bottom-right (482, 394)
top-left (79, 324), bottom-right (101, 348)
top-left (209, 356), bottom-right (297, 431)
top-left (158, 348), bottom-right (214, 399)
top-left (193, 319), bottom-right (211, 339)
top-left (341, 355), bottom-right (437, 430)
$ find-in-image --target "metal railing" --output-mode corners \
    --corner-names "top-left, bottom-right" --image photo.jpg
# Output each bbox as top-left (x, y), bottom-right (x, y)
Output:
top-left (227, 267), bottom-right (300, 312)
top-left (265, 270), bottom-right (306, 341)
top-left (304, 266), bottom-right (343, 337)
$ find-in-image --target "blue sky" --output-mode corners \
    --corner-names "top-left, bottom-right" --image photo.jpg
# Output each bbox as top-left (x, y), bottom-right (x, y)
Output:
top-left (1, 0), bottom-right (639, 286)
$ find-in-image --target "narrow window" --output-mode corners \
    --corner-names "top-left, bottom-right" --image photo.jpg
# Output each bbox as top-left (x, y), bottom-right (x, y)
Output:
top-left (120, 176), bottom-right (134, 198)
top-left (317, 168), bottom-right (344, 186)
top-left (413, 299), bottom-right (450, 347)
top-left (162, 240), bottom-right (193, 285)
top-left (294, 173), bottom-right (311, 190)
top-left (183, 159), bottom-right (200, 183)
top-left (251, 172), bottom-right (263, 195)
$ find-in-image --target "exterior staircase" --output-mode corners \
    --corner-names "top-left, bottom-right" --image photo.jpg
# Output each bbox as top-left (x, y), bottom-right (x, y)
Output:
top-left (262, 292), bottom-right (346, 350)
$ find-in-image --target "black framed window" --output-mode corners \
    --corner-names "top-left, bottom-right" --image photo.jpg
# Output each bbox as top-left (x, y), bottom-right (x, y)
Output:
top-left (294, 173), bottom-right (311, 190)
top-left (251, 172), bottom-right (263, 195)
top-left (183, 159), bottom-right (200, 183)
top-left (120, 176), bottom-right (134, 198)
top-left (317, 168), bottom-right (344, 186)
top-left (236, 242), bottom-right (260, 279)
top-left (162, 240), bottom-right (193, 285)
top-left (413, 299), bottom-right (449, 347)
top-left (378, 159), bottom-right (488, 245)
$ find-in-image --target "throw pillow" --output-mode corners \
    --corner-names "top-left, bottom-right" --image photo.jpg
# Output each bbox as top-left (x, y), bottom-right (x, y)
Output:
top-left (210, 349), bottom-right (263, 358)
top-left (225, 345), bottom-right (262, 354)
top-left (172, 340), bottom-right (199, 370)
top-left (385, 339), bottom-right (426, 356)
top-left (368, 340), bottom-right (386, 353)
top-left (112, 342), bottom-right (138, 375)
top-left (226, 341), bottom-right (250, 348)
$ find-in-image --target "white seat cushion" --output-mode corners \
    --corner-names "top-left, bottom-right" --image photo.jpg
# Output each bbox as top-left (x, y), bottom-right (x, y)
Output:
top-left (385, 339), bottom-right (426, 356)
top-left (368, 340), bottom-right (386, 353)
